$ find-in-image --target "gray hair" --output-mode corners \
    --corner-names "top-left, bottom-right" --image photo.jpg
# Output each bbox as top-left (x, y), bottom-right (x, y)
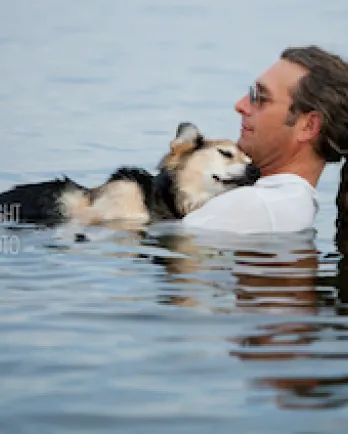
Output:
top-left (281, 45), bottom-right (348, 163)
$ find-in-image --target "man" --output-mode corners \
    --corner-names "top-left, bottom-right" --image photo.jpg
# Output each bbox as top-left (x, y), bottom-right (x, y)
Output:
top-left (183, 45), bottom-right (348, 233)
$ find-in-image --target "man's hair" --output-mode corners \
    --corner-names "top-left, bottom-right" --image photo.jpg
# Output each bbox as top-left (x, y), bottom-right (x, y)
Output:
top-left (281, 45), bottom-right (348, 163)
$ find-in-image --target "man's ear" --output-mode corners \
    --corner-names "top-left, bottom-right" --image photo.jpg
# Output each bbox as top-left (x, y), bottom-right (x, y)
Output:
top-left (297, 111), bottom-right (322, 143)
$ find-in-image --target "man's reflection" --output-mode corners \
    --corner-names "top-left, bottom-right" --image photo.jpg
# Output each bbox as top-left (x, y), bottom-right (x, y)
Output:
top-left (147, 227), bottom-right (348, 410)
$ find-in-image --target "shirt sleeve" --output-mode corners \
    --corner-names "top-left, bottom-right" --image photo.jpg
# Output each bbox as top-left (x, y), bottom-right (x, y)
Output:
top-left (182, 186), bottom-right (272, 233)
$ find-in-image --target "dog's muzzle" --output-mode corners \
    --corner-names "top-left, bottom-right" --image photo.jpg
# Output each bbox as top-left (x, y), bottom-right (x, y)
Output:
top-left (213, 164), bottom-right (261, 186)
top-left (243, 163), bottom-right (261, 185)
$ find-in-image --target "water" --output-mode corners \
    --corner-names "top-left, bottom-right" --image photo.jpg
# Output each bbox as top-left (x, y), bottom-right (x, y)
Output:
top-left (1, 1), bottom-right (348, 433)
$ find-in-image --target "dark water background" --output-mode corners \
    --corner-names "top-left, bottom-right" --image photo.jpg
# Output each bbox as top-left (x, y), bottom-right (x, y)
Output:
top-left (1, 1), bottom-right (348, 433)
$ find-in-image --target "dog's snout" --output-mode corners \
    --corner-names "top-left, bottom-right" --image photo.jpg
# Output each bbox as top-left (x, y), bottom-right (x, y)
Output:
top-left (245, 164), bottom-right (261, 183)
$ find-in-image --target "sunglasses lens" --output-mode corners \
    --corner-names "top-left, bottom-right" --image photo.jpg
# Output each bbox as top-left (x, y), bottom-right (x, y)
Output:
top-left (249, 85), bottom-right (257, 104)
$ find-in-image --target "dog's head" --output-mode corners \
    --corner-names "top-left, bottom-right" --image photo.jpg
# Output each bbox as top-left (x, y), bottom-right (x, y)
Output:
top-left (157, 122), bottom-right (260, 216)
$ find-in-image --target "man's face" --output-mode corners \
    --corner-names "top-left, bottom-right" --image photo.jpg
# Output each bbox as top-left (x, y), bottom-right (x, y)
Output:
top-left (235, 59), bottom-right (309, 171)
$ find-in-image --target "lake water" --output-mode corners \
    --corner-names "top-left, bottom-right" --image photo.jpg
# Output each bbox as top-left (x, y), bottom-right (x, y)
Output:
top-left (1, 1), bottom-right (348, 433)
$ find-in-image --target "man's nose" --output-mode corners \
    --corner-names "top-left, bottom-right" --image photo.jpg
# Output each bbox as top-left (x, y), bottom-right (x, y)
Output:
top-left (235, 93), bottom-right (252, 116)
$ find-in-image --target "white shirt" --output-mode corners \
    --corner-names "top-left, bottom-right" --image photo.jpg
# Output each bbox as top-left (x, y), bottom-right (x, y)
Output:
top-left (183, 174), bottom-right (319, 233)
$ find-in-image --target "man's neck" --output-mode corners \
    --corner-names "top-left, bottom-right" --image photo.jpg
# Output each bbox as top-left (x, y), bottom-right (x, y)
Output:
top-left (260, 149), bottom-right (326, 187)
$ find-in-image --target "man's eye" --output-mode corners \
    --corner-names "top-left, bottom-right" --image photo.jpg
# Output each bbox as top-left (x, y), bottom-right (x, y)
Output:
top-left (218, 149), bottom-right (233, 158)
top-left (257, 94), bottom-right (270, 104)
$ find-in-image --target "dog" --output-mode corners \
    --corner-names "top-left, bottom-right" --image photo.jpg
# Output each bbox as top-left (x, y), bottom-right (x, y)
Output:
top-left (0, 122), bottom-right (260, 226)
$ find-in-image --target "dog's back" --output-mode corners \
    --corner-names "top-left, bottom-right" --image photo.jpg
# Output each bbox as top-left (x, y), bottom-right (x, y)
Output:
top-left (0, 177), bottom-right (87, 224)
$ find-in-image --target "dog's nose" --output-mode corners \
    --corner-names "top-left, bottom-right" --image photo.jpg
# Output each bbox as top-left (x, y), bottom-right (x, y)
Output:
top-left (245, 164), bottom-right (261, 183)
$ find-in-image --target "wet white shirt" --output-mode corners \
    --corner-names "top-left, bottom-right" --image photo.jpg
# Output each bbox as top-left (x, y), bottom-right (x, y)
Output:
top-left (183, 174), bottom-right (319, 233)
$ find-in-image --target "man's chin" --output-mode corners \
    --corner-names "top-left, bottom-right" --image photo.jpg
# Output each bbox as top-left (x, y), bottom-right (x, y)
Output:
top-left (237, 138), bottom-right (252, 157)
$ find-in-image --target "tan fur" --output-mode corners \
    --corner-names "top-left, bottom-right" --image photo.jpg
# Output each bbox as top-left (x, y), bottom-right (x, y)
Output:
top-left (59, 190), bottom-right (91, 223)
top-left (61, 181), bottom-right (150, 224)
top-left (173, 140), bottom-right (250, 215)
top-left (59, 125), bottom-right (253, 226)
top-left (91, 181), bottom-right (150, 223)
top-left (161, 138), bottom-right (250, 170)
top-left (204, 139), bottom-right (251, 164)
top-left (159, 140), bottom-right (196, 171)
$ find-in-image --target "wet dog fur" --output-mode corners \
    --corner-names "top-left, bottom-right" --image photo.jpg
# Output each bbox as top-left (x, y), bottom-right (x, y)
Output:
top-left (0, 123), bottom-right (260, 226)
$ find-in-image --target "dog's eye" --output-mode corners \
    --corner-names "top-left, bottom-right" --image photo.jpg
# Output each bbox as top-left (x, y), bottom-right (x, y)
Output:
top-left (218, 149), bottom-right (234, 158)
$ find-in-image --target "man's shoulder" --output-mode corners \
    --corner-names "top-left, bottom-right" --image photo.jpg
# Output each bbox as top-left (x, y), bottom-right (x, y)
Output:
top-left (207, 173), bottom-right (317, 211)
top-left (256, 173), bottom-right (316, 189)
top-left (183, 174), bottom-right (318, 232)
top-left (200, 184), bottom-right (265, 212)
top-left (255, 174), bottom-right (318, 202)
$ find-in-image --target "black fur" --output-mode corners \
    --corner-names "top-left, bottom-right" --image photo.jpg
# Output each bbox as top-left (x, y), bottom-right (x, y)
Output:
top-left (0, 176), bottom-right (87, 224)
top-left (105, 166), bottom-right (183, 220)
top-left (103, 166), bottom-right (183, 220)
top-left (0, 166), bottom-right (184, 225)
top-left (151, 169), bottom-right (183, 219)
top-left (104, 166), bottom-right (154, 213)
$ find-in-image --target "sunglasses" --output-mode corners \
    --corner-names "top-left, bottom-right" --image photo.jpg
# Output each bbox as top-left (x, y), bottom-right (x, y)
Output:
top-left (248, 84), bottom-right (348, 156)
top-left (249, 83), bottom-right (271, 105)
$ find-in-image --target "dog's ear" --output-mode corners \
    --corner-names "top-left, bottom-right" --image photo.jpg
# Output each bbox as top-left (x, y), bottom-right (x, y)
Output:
top-left (157, 123), bottom-right (204, 171)
top-left (170, 122), bottom-right (203, 154)
top-left (175, 122), bottom-right (201, 143)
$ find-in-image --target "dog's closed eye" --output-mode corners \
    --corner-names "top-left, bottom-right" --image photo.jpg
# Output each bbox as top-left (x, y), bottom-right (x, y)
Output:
top-left (218, 149), bottom-right (234, 158)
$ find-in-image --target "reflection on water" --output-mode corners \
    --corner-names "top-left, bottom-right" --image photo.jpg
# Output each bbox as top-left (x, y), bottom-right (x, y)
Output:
top-left (112, 224), bottom-right (348, 415)
top-left (1, 219), bottom-right (348, 433)
top-left (255, 375), bottom-right (348, 410)
top-left (145, 225), bottom-right (320, 314)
